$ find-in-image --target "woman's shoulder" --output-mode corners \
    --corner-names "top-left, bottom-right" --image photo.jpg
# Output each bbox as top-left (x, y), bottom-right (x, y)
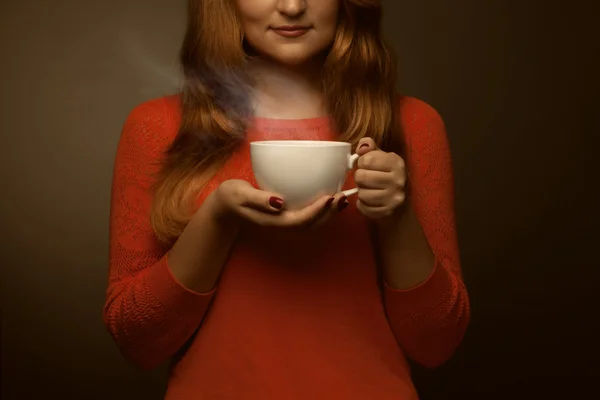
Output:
top-left (396, 94), bottom-right (449, 152)
top-left (119, 94), bottom-right (182, 146)
top-left (114, 94), bottom-right (183, 165)
top-left (123, 93), bottom-right (182, 128)
top-left (396, 94), bottom-right (445, 132)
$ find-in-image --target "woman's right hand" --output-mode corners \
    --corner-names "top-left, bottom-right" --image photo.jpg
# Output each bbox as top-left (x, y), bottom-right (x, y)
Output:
top-left (207, 179), bottom-right (348, 229)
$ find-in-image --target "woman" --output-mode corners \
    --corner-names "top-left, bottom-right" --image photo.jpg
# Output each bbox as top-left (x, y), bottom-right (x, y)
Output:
top-left (104, 0), bottom-right (470, 398)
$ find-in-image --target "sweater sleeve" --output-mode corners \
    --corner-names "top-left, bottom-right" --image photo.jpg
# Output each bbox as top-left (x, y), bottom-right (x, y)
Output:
top-left (383, 97), bottom-right (470, 369)
top-left (103, 98), bottom-right (216, 370)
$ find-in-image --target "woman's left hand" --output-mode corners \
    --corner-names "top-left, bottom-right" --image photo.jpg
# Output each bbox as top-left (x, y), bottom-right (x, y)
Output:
top-left (353, 137), bottom-right (407, 220)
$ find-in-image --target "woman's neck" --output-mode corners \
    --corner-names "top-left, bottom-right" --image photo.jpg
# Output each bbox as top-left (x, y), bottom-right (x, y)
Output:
top-left (248, 58), bottom-right (326, 119)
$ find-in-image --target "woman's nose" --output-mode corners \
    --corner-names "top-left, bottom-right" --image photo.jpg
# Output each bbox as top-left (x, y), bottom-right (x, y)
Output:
top-left (276, 0), bottom-right (307, 18)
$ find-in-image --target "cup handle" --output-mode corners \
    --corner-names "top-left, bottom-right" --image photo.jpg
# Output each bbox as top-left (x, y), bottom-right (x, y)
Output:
top-left (341, 153), bottom-right (360, 197)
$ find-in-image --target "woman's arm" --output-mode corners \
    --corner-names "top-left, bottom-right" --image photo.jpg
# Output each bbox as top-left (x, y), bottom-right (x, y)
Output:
top-left (168, 193), bottom-right (239, 293)
top-left (103, 99), bottom-right (237, 370)
top-left (377, 203), bottom-right (436, 289)
top-left (377, 98), bottom-right (470, 368)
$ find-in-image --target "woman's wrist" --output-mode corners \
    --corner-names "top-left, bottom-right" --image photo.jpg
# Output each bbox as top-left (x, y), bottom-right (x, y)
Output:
top-left (375, 203), bottom-right (436, 289)
top-left (168, 191), bottom-right (241, 294)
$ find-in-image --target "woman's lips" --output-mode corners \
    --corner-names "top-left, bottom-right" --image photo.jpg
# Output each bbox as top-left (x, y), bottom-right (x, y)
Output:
top-left (271, 26), bottom-right (311, 38)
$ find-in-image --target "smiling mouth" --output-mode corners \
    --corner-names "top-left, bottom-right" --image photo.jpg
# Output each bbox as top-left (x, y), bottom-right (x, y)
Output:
top-left (271, 25), bottom-right (311, 38)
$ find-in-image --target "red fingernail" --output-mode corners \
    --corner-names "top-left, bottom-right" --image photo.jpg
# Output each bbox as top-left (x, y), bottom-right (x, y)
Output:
top-left (359, 143), bottom-right (369, 150)
top-left (338, 197), bottom-right (349, 211)
top-left (269, 197), bottom-right (284, 209)
top-left (325, 197), bottom-right (335, 207)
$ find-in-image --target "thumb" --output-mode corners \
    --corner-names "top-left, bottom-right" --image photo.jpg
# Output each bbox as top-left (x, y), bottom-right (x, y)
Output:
top-left (241, 186), bottom-right (286, 213)
top-left (222, 179), bottom-right (286, 213)
top-left (355, 137), bottom-right (378, 156)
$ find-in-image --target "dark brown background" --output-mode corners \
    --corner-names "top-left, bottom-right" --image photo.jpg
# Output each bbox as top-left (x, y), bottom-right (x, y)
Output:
top-left (1, 0), bottom-right (597, 399)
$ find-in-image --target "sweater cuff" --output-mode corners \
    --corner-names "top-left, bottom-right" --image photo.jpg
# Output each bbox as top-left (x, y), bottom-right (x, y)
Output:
top-left (145, 255), bottom-right (216, 312)
top-left (384, 257), bottom-right (453, 316)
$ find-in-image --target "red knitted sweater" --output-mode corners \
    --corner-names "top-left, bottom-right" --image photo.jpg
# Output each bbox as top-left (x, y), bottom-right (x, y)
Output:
top-left (104, 94), bottom-right (470, 399)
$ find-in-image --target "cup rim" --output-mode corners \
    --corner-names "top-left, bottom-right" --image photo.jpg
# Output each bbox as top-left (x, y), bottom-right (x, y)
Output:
top-left (250, 140), bottom-right (350, 147)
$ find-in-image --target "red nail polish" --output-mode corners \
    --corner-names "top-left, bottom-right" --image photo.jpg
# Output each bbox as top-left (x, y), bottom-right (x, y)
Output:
top-left (338, 197), bottom-right (348, 211)
top-left (325, 197), bottom-right (335, 207)
top-left (269, 197), bottom-right (284, 209)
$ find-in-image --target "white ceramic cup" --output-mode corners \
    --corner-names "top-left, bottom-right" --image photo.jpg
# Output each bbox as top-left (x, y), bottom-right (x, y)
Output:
top-left (250, 140), bottom-right (360, 210)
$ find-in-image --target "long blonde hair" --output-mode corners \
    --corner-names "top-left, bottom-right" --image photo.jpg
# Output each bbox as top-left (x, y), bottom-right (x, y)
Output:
top-left (151, 0), bottom-right (402, 244)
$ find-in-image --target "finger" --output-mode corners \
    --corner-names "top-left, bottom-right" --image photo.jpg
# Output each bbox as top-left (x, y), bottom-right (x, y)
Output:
top-left (278, 195), bottom-right (334, 228)
top-left (356, 200), bottom-right (396, 220)
top-left (354, 169), bottom-right (394, 189)
top-left (303, 196), bottom-right (336, 229)
top-left (357, 188), bottom-right (391, 208)
top-left (357, 150), bottom-right (397, 172)
top-left (311, 193), bottom-right (349, 228)
top-left (235, 195), bottom-right (333, 227)
top-left (356, 137), bottom-right (378, 156)
top-left (330, 193), bottom-right (349, 213)
top-left (236, 185), bottom-right (286, 214)
top-left (335, 194), bottom-right (350, 212)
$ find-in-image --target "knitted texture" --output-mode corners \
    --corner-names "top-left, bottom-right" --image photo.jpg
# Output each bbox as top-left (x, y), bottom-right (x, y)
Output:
top-left (104, 94), bottom-right (470, 399)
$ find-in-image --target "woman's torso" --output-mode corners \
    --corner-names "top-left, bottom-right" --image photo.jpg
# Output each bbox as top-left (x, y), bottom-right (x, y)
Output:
top-left (162, 99), bottom-right (418, 399)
